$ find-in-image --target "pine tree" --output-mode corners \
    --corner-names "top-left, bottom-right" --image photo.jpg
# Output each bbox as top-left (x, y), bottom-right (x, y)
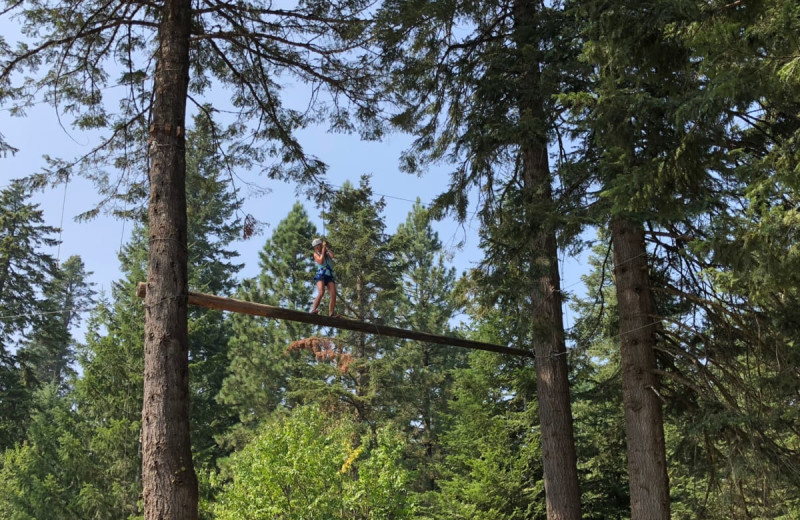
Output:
top-left (321, 177), bottom-right (398, 423)
top-left (72, 226), bottom-right (149, 518)
top-left (66, 114), bottom-right (245, 514)
top-left (3, 1), bottom-right (381, 514)
top-left (218, 202), bottom-right (316, 432)
top-left (431, 322), bottom-right (545, 520)
top-left (651, 1), bottom-right (800, 514)
top-left (565, 1), bottom-right (706, 515)
top-left (560, 2), bottom-right (800, 515)
top-left (17, 255), bottom-right (95, 393)
top-left (0, 181), bottom-right (60, 450)
top-left (568, 237), bottom-right (633, 519)
top-left (183, 111), bottom-right (243, 469)
top-left (376, 2), bottom-right (585, 516)
top-left (388, 200), bottom-right (465, 494)
top-left (0, 181), bottom-right (59, 351)
top-left (0, 383), bottom-right (95, 519)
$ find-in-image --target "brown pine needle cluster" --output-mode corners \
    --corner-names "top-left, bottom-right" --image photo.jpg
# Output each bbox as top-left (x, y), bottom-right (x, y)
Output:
top-left (242, 214), bottom-right (257, 239)
top-left (287, 337), bottom-right (353, 374)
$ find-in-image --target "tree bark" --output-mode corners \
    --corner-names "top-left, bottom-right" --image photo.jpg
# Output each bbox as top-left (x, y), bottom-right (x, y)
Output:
top-left (514, 2), bottom-right (582, 517)
top-left (611, 216), bottom-right (670, 520)
top-left (522, 145), bottom-right (583, 520)
top-left (141, 0), bottom-right (197, 517)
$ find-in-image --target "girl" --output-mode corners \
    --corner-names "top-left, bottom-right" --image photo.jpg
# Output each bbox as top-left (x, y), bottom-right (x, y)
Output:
top-left (311, 237), bottom-right (337, 316)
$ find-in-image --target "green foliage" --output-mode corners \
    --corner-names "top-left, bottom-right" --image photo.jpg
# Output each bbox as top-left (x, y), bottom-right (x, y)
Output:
top-left (218, 202), bottom-right (316, 431)
top-left (0, 384), bottom-right (107, 520)
top-left (71, 228), bottom-right (148, 518)
top-left (430, 351), bottom-right (544, 520)
top-left (568, 240), bottom-right (630, 519)
top-left (17, 255), bottom-right (95, 393)
top-left (0, 109), bottom-right (249, 518)
top-left (0, 180), bottom-right (59, 350)
top-left (212, 406), bottom-right (413, 519)
top-left (3, 1), bottom-right (800, 519)
top-left (569, 231), bottom-right (800, 519)
top-left (305, 177), bottom-right (399, 421)
top-left (326, 177), bottom-right (398, 324)
top-left (0, 180), bottom-right (60, 449)
top-left (384, 200), bottom-right (466, 492)
top-left (183, 111), bottom-right (244, 469)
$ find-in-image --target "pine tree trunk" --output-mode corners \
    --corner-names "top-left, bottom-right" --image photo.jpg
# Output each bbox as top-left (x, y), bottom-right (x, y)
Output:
top-left (514, 1), bottom-right (582, 517)
top-left (611, 216), bottom-right (670, 520)
top-left (141, 0), bottom-right (198, 517)
top-left (522, 142), bottom-right (583, 520)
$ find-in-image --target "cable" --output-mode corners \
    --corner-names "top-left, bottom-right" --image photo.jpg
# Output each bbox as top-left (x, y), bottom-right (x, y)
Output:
top-left (0, 307), bottom-right (94, 322)
top-left (56, 173), bottom-right (69, 265)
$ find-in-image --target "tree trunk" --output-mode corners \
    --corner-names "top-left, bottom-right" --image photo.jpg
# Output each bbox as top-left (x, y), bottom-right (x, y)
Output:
top-left (522, 144), bottom-right (583, 520)
top-left (141, 0), bottom-right (197, 517)
top-left (514, 1), bottom-right (583, 518)
top-left (611, 216), bottom-right (670, 520)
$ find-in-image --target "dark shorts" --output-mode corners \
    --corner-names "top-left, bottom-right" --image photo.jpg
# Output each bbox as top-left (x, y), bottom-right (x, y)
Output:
top-left (314, 264), bottom-right (335, 285)
top-left (314, 273), bottom-right (335, 285)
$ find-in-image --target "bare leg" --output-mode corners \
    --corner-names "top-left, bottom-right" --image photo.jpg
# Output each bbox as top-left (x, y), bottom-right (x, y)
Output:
top-left (327, 281), bottom-right (337, 316)
top-left (312, 280), bottom-right (325, 313)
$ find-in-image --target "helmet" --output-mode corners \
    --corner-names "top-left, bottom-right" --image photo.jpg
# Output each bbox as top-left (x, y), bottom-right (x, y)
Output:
top-left (311, 238), bottom-right (323, 248)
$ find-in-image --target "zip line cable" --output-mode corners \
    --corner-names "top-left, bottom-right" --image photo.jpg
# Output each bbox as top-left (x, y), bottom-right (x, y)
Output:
top-left (56, 172), bottom-right (69, 264)
top-left (0, 307), bottom-right (95, 322)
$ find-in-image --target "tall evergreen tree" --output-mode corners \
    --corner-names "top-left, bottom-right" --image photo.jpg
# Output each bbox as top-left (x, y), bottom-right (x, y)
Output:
top-left (0, 180), bottom-right (60, 450)
top-left (69, 114), bottom-right (246, 515)
top-left (0, 383), bottom-right (95, 519)
top-left (389, 200), bottom-right (465, 494)
top-left (567, 0), bottom-right (757, 515)
top-left (17, 255), bottom-right (95, 393)
top-left (2, 0), bottom-right (382, 514)
top-left (561, 2), bottom-right (800, 516)
top-left (568, 238), bottom-right (635, 519)
top-left (322, 177), bottom-right (398, 423)
top-left (654, 1), bottom-right (800, 514)
top-left (431, 294), bottom-right (545, 520)
top-left (377, 2), bottom-right (587, 516)
top-left (218, 202), bottom-right (316, 432)
top-left (0, 181), bottom-right (59, 351)
top-left (73, 226), bottom-right (149, 518)
top-left (8, 113), bottom-right (250, 518)
top-left (183, 111), bottom-right (244, 469)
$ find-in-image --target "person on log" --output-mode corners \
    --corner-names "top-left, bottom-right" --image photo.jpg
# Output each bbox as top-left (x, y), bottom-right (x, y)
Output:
top-left (311, 237), bottom-right (337, 316)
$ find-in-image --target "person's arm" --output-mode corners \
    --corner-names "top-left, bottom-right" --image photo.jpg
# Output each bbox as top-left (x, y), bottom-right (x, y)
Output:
top-left (314, 249), bottom-right (324, 264)
top-left (323, 241), bottom-right (335, 259)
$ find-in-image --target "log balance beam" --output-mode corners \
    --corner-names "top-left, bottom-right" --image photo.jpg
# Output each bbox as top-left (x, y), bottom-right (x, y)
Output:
top-left (136, 282), bottom-right (533, 359)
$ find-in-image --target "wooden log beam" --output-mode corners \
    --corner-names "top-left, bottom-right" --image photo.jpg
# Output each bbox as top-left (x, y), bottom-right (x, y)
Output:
top-left (136, 282), bottom-right (533, 359)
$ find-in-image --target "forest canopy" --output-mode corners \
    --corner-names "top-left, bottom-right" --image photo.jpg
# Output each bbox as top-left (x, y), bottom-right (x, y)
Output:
top-left (1, 0), bottom-right (799, 518)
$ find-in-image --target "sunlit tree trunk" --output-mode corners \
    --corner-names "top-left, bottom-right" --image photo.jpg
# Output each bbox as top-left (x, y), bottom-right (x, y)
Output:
top-left (141, 0), bottom-right (197, 517)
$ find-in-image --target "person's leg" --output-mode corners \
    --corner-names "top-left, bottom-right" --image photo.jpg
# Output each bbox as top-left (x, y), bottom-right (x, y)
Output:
top-left (327, 281), bottom-right (337, 316)
top-left (312, 280), bottom-right (325, 313)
